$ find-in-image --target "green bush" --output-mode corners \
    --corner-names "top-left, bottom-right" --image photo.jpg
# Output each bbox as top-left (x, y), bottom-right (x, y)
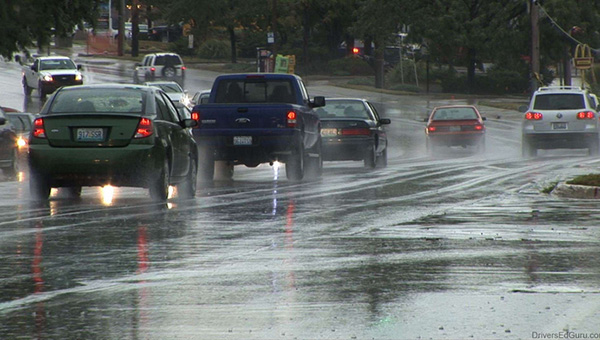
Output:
top-left (439, 67), bottom-right (528, 94)
top-left (386, 59), bottom-right (425, 85)
top-left (169, 37), bottom-right (196, 56)
top-left (198, 39), bottom-right (231, 59)
top-left (328, 57), bottom-right (373, 76)
top-left (347, 77), bottom-right (374, 86)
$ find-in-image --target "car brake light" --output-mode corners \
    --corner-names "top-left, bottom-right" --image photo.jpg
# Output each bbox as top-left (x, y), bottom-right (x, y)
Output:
top-left (427, 126), bottom-right (436, 132)
top-left (577, 111), bottom-right (595, 119)
top-left (181, 66), bottom-right (186, 70)
top-left (191, 110), bottom-right (201, 128)
top-left (474, 124), bottom-right (484, 130)
top-left (341, 128), bottom-right (370, 136)
top-left (150, 67), bottom-right (156, 74)
top-left (32, 118), bottom-right (46, 138)
top-left (525, 112), bottom-right (543, 120)
top-left (287, 111), bottom-right (297, 128)
top-left (134, 118), bottom-right (154, 138)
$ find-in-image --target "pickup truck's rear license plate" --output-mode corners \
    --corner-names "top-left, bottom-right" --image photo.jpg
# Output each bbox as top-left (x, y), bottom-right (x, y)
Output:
top-left (552, 122), bottom-right (567, 130)
top-left (76, 128), bottom-right (104, 142)
top-left (233, 136), bottom-right (252, 145)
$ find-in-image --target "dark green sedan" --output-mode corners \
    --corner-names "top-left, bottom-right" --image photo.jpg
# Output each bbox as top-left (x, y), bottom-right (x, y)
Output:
top-left (28, 84), bottom-right (198, 201)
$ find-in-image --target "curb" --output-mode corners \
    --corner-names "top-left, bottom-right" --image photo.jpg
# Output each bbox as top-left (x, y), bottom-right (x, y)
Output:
top-left (552, 182), bottom-right (600, 199)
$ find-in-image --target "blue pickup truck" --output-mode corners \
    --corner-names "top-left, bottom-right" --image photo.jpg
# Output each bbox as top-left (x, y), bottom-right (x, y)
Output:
top-left (190, 73), bottom-right (325, 181)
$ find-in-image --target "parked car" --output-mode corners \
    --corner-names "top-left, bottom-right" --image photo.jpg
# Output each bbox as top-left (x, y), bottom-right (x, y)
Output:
top-left (0, 107), bottom-right (18, 179)
top-left (148, 25), bottom-right (182, 43)
top-left (22, 56), bottom-right (83, 99)
top-left (133, 53), bottom-right (185, 86)
top-left (6, 112), bottom-right (35, 165)
top-left (315, 98), bottom-right (390, 168)
top-left (424, 105), bottom-right (486, 154)
top-left (28, 84), bottom-right (198, 201)
top-left (144, 81), bottom-right (190, 107)
top-left (521, 86), bottom-right (599, 157)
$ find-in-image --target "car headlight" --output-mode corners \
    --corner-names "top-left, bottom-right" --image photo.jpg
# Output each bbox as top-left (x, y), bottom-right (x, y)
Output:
top-left (75, 72), bottom-right (83, 81)
top-left (42, 74), bottom-right (53, 82)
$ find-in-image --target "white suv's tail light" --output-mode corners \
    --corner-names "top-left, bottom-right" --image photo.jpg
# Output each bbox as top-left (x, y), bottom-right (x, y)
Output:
top-left (525, 112), bottom-right (543, 120)
top-left (577, 111), bottom-right (596, 119)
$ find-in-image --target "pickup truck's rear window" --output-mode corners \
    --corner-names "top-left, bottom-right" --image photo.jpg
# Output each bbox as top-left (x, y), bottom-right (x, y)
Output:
top-left (214, 79), bottom-right (295, 104)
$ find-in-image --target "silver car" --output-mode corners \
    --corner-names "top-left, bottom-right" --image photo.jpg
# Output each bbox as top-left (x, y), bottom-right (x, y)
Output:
top-left (521, 86), bottom-right (600, 157)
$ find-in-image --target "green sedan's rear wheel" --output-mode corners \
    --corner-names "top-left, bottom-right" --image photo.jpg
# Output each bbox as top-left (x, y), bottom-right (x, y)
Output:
top-left (178, 159), bottom-right (197, 199)
top-left (150, 160), bottom-right (169, 201)
top-left (2, 149), bottom-right (19, 179)
top-left (29, 170), bottom-right (51, 201)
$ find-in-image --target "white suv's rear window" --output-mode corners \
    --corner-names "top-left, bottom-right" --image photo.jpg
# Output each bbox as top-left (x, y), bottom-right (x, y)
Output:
top-left (533, 93), bottom-right (585, 110)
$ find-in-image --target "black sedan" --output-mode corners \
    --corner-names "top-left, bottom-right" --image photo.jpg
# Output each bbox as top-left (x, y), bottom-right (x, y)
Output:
top-left (316, 98), bottom-right (391, 168)
top-left (28, 84), bottom-right (198, 201)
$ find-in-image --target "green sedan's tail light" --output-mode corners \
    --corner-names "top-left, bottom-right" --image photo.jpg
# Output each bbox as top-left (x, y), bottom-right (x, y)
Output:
top-left (134, 118), bottom-right (154, 138)
top-left (32, 118), bottom-right (46, 138)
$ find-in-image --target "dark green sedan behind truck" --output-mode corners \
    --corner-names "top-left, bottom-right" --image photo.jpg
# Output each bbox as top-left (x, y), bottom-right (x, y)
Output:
top-left (28, 84), bottom-right (198, 201)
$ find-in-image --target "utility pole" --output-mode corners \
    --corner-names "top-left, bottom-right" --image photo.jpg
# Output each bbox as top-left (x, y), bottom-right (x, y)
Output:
top-left (117, 0), bottom-right (125, 56)
top-left (530, 0), bottom-right (540, 92)
top-left (131, 0), bottom-right (139, 57)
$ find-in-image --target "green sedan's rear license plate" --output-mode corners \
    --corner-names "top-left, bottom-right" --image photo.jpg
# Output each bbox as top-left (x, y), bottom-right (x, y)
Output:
top-left (233, 136), bottom-right (252, 145)
top-left (76, 128), bottom-right (104, 142)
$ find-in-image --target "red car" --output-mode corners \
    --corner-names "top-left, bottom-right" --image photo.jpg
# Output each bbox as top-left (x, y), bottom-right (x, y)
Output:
top-left (424, 105), bottom-right (486, 154)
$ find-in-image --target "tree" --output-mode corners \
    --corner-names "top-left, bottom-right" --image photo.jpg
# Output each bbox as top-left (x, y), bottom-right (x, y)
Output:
top-left (0, 0), bottom-right (97, 59)
top-left (352, 0), bottom-right (405, 88)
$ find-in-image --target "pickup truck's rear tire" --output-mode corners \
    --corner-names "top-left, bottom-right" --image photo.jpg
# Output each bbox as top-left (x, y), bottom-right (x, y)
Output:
top-left (23, 78), bottom-right (32, 96)
top-left (286, 145), bottom-right (304, 181)
top-left (304, 138), bottom-right (322, 179)
top-left (197, 146), bottom-right (215, 182)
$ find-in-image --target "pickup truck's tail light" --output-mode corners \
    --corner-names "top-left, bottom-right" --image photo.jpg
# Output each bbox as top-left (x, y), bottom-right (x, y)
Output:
top-left (474, 124), bottom-right (484, 131)
top-left (341, 128), bottom-right (370, 136)
top-left (32, 118), bottom-right (46, 138)
top-left (191, 110), bottom-right (201, 128)
top-left (427, 126), bottom-right (437, 132)
top-left (577, 111), bottom-right (595, 119)
top-left (150, 67), bottom-right (156, 76)
top-left (134, 118), bottom-right (154, 138)
top-left (287, 111), bottom-right (297, 128)
top-left (525, 112), bottom-right (543, 120)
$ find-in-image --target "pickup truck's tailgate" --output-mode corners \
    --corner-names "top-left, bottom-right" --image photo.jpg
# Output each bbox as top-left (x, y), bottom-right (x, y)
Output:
top-left (195, 104), bottom-right (294, 131)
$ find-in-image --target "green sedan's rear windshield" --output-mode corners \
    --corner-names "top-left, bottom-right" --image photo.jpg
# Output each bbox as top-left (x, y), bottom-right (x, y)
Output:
top-left (49, 88), bottom-right (144, 114)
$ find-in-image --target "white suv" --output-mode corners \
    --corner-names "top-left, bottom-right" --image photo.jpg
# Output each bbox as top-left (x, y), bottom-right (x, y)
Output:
top-left (133, 53), bottom-right (185, 86)
top-left (522, 86), bottom-right (600, 157)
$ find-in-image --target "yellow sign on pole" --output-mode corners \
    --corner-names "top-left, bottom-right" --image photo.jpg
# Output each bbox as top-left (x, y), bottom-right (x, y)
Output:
top-left (574, 44), bottom-right (593, 70)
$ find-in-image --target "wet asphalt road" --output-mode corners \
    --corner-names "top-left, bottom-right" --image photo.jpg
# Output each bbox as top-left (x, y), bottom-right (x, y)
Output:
top-left (1, 54), bottom-right (600, 339)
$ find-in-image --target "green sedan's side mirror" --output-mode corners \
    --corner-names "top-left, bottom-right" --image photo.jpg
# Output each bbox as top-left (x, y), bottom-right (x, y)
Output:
top-left (182, 119), bottom-right (197, 128)
top-left (379, 118), bottom-right (391, 125)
